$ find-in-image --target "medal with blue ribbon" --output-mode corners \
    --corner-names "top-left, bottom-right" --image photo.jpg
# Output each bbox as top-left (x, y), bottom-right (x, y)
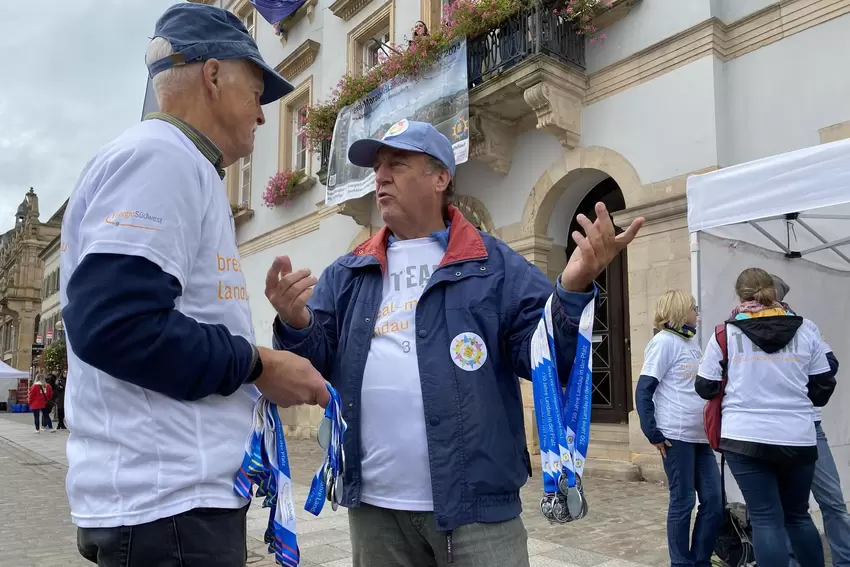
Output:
top-left (233, 399), bottom-right (300, 566)
top-left (304, 384), bottom-right (347, 516)
top-left (530, 290), bottom-right (596, 524)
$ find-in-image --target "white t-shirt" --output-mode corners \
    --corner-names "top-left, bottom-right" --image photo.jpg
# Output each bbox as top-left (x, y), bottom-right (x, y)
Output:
top-left (359, 237), bottom-right (444, 511)
top-left (803, 319), bottom-right (832, 422)
top-left (640, 331), bottom-right (706, 443)
top-left (60, 119), bottom-right (259, 528)
top-left (697, 319), bottom-right (830, 447)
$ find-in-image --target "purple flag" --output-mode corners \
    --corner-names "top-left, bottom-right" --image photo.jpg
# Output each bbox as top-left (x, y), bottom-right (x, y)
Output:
top-left (250, 0), bottom-right (307, 24)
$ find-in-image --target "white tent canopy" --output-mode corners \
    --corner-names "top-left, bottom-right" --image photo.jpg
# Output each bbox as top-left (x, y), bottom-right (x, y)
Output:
top-left (688, 137), bottom-right (850, 272)
top-left (0, 360), bottom-right (27, 380)
top-left (686, 137), bottom-right (850, 511)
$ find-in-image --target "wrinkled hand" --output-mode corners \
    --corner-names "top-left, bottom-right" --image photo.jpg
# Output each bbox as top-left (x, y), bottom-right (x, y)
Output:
top-left (654, 439), bottom-right (672, 458)
top-left (561, 202), bottom-right (644, 292)
top-left (254, 347), bottom-right (330, 408)
top-left (265, 255), bottom-right (316, 330)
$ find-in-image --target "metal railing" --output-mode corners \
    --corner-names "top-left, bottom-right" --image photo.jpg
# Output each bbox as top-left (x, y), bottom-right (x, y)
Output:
top-left (467, 6), bottom-right (585, 88)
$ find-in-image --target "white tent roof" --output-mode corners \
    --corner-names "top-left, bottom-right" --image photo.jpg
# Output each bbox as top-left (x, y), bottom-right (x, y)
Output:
top-left (687, 137), bottom-right (850, 271)
top-left (0, 360), bottom-right (27, 380)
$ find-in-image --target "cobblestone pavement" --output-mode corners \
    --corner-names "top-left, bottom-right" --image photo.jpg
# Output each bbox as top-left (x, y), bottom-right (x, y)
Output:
top-left (0, 412), bottom-right (671, 567)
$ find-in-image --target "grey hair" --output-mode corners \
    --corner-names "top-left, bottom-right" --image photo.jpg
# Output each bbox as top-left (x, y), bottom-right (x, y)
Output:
top-left (425, 156), bottom-right (454, 201)
top-left (145, 37), bottom-right (202, 105)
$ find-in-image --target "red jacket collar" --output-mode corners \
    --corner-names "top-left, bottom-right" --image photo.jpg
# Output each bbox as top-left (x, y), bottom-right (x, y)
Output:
top-left (352, 204), bottom-right (488, 272)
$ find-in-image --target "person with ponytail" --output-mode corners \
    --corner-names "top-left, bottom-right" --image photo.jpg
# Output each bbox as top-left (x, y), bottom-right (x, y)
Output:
top-left (771, 274), bottom-right (850, 567)
top-left (636, 290), bottom-right (722, 567)
top-left (695, 267), bottom-right (836, 567)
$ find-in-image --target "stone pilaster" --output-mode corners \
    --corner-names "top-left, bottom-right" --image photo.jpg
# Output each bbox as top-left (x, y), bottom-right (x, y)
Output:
top-left (505, 233), bottom-right (554, 274)
top-left (613, 195), bottom-right (690, 479)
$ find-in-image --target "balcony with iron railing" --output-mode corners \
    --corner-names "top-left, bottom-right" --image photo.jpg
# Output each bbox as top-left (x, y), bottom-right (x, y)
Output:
top-left (317, 0), bottom-right (639, 179)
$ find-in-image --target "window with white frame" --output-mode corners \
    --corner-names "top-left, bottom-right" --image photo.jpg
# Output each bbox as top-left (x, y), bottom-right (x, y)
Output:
top-left (291, 103), bottom-right (309, 172)
top-left (362, 28), bottom-right (391, 73)
top-left (238, 154), bottom-right (252, 206)
top-left (243, 9), bottom-right (256, 38)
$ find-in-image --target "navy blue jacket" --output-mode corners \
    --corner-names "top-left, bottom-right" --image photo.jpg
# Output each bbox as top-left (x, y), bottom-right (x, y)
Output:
top-left (273, 206), bottom-right (593, 531)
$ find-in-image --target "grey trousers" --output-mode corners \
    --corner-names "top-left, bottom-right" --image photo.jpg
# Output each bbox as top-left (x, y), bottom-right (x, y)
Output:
top-left (348, 503), bottom-right (531, 567)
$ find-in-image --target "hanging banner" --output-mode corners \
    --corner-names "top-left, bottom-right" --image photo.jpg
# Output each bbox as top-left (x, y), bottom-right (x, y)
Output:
top-left (325, 39), bottom-right (470, 207)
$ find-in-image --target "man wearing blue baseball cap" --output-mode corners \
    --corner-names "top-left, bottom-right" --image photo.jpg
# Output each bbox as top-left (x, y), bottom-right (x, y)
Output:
top-left (62, 4), bottom-right (329, 565)
top-left (267, 119), bottom-right (645, 565)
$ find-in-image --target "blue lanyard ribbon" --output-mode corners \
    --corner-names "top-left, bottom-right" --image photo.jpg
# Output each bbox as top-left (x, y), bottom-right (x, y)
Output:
top-left (304, 384), bottom-right (347, 516)
top-left (234, 399), bottom-right (300, 567)
top-left (530, 292), bottom-right (596, 497)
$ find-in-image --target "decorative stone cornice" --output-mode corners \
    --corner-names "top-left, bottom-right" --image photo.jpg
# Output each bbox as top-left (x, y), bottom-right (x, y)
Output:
top-left (329, 0), bottom-right (373, 21)
top-left (613, 195), bottom-right (687, 228)
top-left (504, 234), bottom-right (554, 273)
top-left (593, 0), bottom-right (642, 31)
top-left (278, 0), bottom-right (319, 47)
top-left (517, 59), bottom-right (586, 149)
top-left (337, 194), bottom-right (373, 227)
top-left (468, 112), bottom-right (515, 175)
top-left (275, 40), bottom-right (320, 81)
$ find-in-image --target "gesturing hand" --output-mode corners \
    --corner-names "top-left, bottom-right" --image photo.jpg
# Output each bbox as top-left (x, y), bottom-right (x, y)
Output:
top-left (255, 347), bottom-right (330, 408)
top-left (265, 255), bottom-right (316, 330)
top-left (561, 202), bottom-right (644, 292)
top-left (654, 439), bottom-right (672, 458)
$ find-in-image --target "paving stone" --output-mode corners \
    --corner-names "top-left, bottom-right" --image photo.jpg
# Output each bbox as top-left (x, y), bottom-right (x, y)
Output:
top-left (0, 412), bottom-right (677, 566)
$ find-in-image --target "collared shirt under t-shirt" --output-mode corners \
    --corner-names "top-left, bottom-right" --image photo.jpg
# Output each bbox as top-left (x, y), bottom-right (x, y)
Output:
top-left (61, 117), bottom-right (258, 528)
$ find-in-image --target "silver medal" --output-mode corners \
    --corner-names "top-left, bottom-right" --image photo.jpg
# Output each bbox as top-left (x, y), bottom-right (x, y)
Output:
top-left (551, 495), bottom-right (570, 524)
top-left (317, 416), bottom-right (332, 449)
top-left (324, 468), bottom-right (334, 502)
top-left (334, 473), bottom-right (344, 503)
top-left (566, 486), bottom-right (583, 519)
top-left (539, 494), bottom-right (554, 521)
top-left (557, 472), bottom-right (570, 496)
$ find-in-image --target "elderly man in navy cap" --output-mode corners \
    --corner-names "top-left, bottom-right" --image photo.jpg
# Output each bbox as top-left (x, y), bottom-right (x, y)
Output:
top-left (61, 4), bottom-right (329, 565)
top-left (266, 119), bottom-right (644, 565)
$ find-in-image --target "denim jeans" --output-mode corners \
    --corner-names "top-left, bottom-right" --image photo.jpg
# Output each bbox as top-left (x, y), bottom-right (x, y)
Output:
top-left (33, 408), bottom-right (52, 430)
top-left (77, 505), bottom-right (249, 566)
top-left (726, 451), bottom-right (824, 567)
top-left (660, 440), bottom-right (723, 567)
top-left (348, 503), bottom-right (529, 567)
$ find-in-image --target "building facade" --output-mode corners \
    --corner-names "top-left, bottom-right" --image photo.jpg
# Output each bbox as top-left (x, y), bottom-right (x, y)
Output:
top-left (37, 200), bottom-right (67, 350)
top-left (194, 0), bottom-right (850, 479)
top-left (0, 189), bottom-right (62, 372)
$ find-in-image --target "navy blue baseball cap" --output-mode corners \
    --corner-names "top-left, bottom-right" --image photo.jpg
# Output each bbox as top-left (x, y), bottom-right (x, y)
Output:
top-left (348, 119), bottom-right (457, 177)
top-left (147, 3), bottom-right (293, 105)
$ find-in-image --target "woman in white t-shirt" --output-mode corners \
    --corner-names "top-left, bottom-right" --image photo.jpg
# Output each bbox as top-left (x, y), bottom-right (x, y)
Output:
top-left (696, 267), bottom-right (836, 567)
top-left (636, 290), bottom-right (722, 567)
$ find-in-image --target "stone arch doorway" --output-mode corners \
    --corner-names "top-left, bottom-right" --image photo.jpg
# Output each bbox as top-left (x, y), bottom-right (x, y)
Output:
top-left (450, 194), bottom-right (501, 237)
top-left (563, 176), bottom-right (632, 424)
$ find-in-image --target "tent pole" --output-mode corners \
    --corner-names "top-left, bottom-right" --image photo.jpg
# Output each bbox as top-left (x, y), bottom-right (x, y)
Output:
top-left (690, 232), bottom-right (702, 347)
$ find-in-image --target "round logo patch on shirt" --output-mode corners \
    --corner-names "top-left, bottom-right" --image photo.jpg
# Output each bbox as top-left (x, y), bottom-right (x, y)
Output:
top-left (383, 119), bottom-right (409, 139)
top-left (450, 332), bottom-right (488, 372)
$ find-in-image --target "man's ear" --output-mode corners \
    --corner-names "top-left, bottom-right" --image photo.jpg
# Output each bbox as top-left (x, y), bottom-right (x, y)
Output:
top-left (202, 59), bottom-right (223, 99)
top-left (434, 168), bottom-right (451, 194)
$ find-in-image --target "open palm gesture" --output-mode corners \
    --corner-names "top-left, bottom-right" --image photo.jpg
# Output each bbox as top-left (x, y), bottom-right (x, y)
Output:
top-left (561, 202), bottom-right (644, 292)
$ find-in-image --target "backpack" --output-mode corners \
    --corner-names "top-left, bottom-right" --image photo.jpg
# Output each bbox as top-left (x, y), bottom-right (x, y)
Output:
top-left (703, 323), bottom-right (728, 450)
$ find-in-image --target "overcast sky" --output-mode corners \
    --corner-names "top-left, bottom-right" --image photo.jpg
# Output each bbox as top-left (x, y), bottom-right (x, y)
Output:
top-left (0, 0), bottom-right (180, 233)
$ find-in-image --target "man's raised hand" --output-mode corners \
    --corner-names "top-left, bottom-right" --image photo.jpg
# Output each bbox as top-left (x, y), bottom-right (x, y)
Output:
top-left (265, 255), bottom-right (315, 330)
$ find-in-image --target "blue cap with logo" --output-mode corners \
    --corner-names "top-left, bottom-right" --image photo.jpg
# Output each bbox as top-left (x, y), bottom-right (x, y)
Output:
top-left (348, 119), bottom-right (457, 177)
top-left (146, 3), bottom-right (293, 105)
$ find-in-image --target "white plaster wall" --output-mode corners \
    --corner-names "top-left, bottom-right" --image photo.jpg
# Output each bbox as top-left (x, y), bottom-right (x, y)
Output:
top-left (716, 13), bottom-right (850, 167)
top-left (240, 214), bottom-right (363, 348)
top-left (234, 0), bottom-right (428, 244)
top-left (586, 0), bottom-right (712, 73)
top-left (710, 0), bottom-right (776, 23)
top-left (583, 56), bottom-right (720, 184)
top-left (453, 130), bottom-right (565, 229)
